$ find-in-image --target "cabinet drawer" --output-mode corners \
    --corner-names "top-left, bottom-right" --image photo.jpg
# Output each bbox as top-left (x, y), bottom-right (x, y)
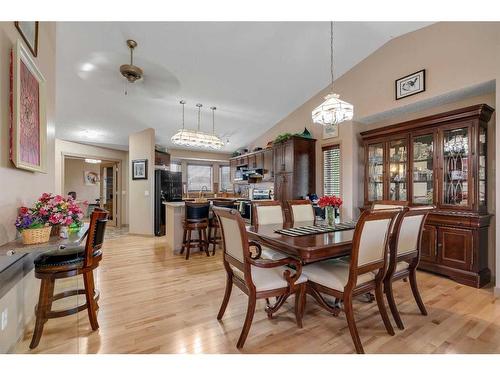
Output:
top-left (438, 227), bottom-right (473, 271)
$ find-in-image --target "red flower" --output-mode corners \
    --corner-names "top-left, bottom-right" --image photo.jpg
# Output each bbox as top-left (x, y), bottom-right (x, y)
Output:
top-left (19, 206), bottom-right (29, 215)
top-left (318, 195), bottom-right (343, 208)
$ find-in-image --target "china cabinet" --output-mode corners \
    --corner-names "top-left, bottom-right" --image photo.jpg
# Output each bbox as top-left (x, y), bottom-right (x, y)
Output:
top-left (361, 104), bottom-right (494, 287)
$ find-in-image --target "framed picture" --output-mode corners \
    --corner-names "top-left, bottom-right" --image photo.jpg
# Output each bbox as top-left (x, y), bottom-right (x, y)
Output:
top-left (323, 123), bottom-right (339, 139)
top-left (395, 69), bottom-right (425, 100)
top-left (84, 171), bottom-right (100, 186)
top-left (10, 40), bottom-right (47, 173)
top-left (132, 159), bottom-right (148, 180)
top-left (14, 21), bottom-right (39, 57)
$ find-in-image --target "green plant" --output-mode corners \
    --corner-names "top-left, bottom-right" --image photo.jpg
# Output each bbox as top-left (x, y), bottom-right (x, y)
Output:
top-left (274, 133), bottom-right (293, 144)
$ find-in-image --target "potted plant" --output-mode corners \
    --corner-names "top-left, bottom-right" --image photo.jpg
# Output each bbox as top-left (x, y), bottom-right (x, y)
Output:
top-left (317, 195), bottom-right (343, 226)
top-left (15, 207), bottom-right (51, 245)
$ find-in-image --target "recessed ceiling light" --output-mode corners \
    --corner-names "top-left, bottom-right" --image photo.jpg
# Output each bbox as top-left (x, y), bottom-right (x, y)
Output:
top-left (85, 158), bottom-right (102, 164)
top-left (80, 129), bottom-right (102, 139)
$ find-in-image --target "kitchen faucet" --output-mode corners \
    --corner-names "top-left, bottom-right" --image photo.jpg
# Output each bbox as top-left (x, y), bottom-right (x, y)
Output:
top-left (199, 185), bottom-right (209, 198)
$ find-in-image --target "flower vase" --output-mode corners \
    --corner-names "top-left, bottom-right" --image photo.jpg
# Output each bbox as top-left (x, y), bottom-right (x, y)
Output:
top-left (325, 206), bottom-right (335, 226)
top-left (50, 224), bottom-right (61, 237)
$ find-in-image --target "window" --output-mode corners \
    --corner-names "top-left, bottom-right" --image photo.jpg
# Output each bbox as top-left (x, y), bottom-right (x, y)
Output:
top-left (219, 165), bottom-right (232, 192)
top-left (323, 144), bottom-right (341, 196)
top-left (187, 164), bottom-right (212, 192)
top-left (170, 161), bottom-right (182, 173)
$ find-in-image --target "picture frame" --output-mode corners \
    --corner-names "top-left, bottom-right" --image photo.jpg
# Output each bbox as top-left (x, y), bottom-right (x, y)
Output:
top-left (395, 69), bottom-right (425, 100)
top-left (84, 171), bottom-right (100, 186)
top-left (10, 40), bottom-right (47, 173)
top-left (14, 21), bottom-right (39, 57)
top-left (132, 159), bottom-right (148, 180)
top-left (323, 123), bottom-right (339, 139)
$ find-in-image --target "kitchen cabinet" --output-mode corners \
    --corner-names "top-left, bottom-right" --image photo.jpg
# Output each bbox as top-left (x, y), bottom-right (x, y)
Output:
top-left (361, 104), bottom-right (494, 288)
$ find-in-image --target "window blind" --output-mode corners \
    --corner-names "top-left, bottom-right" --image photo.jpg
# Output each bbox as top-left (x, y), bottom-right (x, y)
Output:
top-left (187, 164), bottom-right (213, 192)
top-left (323, 144), bottom-right (341, 196)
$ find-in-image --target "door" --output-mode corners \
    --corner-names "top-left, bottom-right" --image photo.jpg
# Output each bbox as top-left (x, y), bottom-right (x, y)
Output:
top-left (420, 225), bottom-right (437, 263)
top-left (283, 141), bottom-right (294, 172)
top-left (439, 122), bottom-right (473, 210)
top-left (263, 149), bottom-right (273, 180)
top-left (365, 142), bottom-right (385, 203)
top-left (387, 138), bottom-right (408, 201)
top-left (100, 163), bottom-right (119, 227)
top-left (411, 131), bottom-right (437, 205)
top-left (438, 227), bottom-right (473, 271)
top-left (274, 144), bottom-right (284, 174)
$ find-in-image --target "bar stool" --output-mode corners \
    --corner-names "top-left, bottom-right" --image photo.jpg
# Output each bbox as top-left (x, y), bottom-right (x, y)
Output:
top-left (29, 208), bottom-right (108, 349)
top-left (208, 200), bottom-right (235, 255)
top-left (181, 202), bottom-right (210, 260)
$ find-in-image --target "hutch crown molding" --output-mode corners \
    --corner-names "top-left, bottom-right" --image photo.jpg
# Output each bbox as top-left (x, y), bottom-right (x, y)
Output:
top-left (361, 104), bottom-right (494, 288)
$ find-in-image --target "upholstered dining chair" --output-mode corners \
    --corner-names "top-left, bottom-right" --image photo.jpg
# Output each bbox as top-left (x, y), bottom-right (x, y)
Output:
top-left (303, 208), bottom-right (401, 354)
top-left (383, 205), bottom-right (434, 330)
top-left (287, 199), bottom-right (315, 223)
top-left (251, 201), bottom-right (288, 260)
top-left (213, 207), bottom-right (307, 349)
top-left (371, 200), bottom-right (409, 210)
top-left (30, 208), bottom-right (108, 349)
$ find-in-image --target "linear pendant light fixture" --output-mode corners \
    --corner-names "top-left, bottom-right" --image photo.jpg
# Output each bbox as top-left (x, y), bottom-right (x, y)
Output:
top-left (312, 21), bottom-right (354, 126)
top-left (171, 101), bottom-right (224, 150)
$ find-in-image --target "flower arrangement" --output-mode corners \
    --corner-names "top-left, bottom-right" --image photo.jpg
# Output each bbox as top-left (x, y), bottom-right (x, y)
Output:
top-left (318, 195), bottom-right (343, 209)
top-left (15, 193), bottom-right (86, 232)
top-left (318, 195), bottom-right (343, 226)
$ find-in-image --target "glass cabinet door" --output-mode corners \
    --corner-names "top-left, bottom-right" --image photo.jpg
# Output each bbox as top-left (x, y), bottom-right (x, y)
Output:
top-left (442, 126), bottom-right (470, 207)
top-left (388, 139), bottom-right (407, 201)
top-left (367, 143), bottom-right (384, 201)
top-left (412, 134), bottom-right (434, 204)
top-left (478, 125), bottom-right (487, 207)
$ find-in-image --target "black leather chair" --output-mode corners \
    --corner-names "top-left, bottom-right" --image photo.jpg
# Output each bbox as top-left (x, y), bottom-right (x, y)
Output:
top-left (181, 202), bottom-right (210, 260)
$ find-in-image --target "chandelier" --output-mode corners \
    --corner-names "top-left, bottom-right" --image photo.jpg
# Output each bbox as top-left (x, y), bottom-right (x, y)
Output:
top-left (171, 101), bottom-right (225, 150)
top-left (312, 22), bottom-right (354, 126)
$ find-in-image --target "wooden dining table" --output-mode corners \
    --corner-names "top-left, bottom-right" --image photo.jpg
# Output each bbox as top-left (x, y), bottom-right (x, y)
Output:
top-left (246, 221), bottom-right (355, 264)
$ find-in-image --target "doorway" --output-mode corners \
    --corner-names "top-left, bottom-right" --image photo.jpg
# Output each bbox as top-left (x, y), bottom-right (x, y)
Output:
top-left (63, 156), bottom-right (121, 227)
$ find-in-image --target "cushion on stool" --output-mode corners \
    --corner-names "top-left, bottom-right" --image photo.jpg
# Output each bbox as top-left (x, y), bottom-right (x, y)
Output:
top-left (34, 245), bottom-right (101, 268)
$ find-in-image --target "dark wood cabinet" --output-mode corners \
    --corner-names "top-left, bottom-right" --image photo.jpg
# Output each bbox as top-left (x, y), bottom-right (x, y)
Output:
top-left (263, 149), bottom-right (273, 181)
top-left (361, 104), bottom-right (494, 288)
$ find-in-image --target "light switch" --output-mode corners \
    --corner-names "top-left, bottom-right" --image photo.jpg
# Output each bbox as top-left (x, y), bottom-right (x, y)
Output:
top-left (144, 190), bottom-right (150, 196)
top-left (1, 308), bottom-right (7, 331)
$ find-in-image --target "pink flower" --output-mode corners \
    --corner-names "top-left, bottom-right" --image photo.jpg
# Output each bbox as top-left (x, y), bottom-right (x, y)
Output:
top-left (63, 216), bottom-right (73, 226)
top-left (53, 195), bottom-right (64, 204)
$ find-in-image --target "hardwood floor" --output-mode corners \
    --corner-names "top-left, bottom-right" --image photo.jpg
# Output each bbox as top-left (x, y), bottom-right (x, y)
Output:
top-left (13, 233), bottom-right (500, 354)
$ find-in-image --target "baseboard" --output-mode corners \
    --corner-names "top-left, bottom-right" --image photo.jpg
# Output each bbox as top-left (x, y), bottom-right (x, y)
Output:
top-left (494, 286), bottom-right (500, 298)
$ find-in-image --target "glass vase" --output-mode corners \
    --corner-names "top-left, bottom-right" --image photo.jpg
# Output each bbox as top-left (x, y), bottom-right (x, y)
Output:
top-left (325, 206), bottom-right (335, 226)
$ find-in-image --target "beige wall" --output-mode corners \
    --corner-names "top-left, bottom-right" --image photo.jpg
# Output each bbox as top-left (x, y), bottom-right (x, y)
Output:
top-left (64, 158), bottom-right (101, 204)
top-left (55, 139), bottom-right (129, 225)
top-left (0, 22), bottom-right (56, 246)
top-left (247, 22), bottom-right (500, 288)
top-left (129, 128), bottom-right (155, 235)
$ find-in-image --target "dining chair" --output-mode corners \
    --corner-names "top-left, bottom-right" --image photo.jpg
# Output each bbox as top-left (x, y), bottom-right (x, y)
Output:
top-left (30, 208), bottom-right (108, 349)
top-left (213, 207), bottom-right (307, 349)
top-left (303, 208), bottom-right (401, 354)
top-left (181, 202), bottom-right (210, 260)
top-left (251, 201), bottom-right (288, 260)
top-left (383, 205), bottom-right (434, 330)
top-left (208, 200), bottom-right (236, 255)
top-left (287, 199), bottom-right (315, 223)
top-left (371, 200), bottom-right (409, 210)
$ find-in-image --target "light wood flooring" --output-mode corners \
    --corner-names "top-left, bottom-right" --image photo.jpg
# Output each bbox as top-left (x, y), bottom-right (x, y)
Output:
top-left (13, 234), bottom-right (500, 354)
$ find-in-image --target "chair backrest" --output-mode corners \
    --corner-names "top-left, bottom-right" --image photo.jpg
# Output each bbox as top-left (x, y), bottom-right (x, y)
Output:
top-left (287, 200), bottom-right (315, 223)
top-left (252, 201), bottom-right (285, 226)
top-left (212, 200), bottom-right (236, 209)
top-left (371, 200), bottom-right (408, 210)
top-left (185, 202), bottom-right (210, 221)
top-left (346, 208), bottom-right (401, 289)
top-left (387, 206), bottom-right (434, 272)
top-left (84, 208), bottom-right (108, 267)
top-left (212, 207), bottom-right (252, 284)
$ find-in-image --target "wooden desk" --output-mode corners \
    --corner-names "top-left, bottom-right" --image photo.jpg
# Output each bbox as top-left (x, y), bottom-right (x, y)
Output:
top-left (246, 221), bottom-right (354, 264)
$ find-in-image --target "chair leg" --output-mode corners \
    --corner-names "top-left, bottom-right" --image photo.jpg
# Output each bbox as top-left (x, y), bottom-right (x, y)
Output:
top-left (180, 229), bottom-right (187, 255)
top-left (217, 274), bottom-right (233, 320)
top-left (185, 230), bottom-right (192, 260)
top-left (343, 295), bottom-right (364, 354)
top-left (211, 227), bottom-right (218, 256)
top-left (384, 279), bottom-right (404, 330)
top-left (83, 270), bottom-right (99, 331)
top-left (30, 278), bottom-right (55, 349)
top-left (409, 268), bottom-right (427, 316)
top-left (201, 229), bottom-right (210, 256)
top-left (375, 282), bottom-right (395, 336)
top-left (237, 294), bottom-right (256, 349)
top-left (294, 284), bottom-right (306, 328)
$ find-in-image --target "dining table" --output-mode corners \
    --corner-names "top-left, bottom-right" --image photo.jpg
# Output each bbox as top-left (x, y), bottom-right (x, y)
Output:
top-left (246, 220), bottom-right (355, 264)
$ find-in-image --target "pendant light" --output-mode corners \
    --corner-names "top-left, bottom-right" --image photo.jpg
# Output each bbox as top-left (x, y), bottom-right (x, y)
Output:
top-left (171, 101), bottom-right (224, 150)
top-left (312, 22), bottom-right (354, 126)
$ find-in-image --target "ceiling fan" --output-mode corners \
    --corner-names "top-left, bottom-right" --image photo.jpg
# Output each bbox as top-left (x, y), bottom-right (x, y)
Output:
top-left (120, 39), bottom-right (143, 83)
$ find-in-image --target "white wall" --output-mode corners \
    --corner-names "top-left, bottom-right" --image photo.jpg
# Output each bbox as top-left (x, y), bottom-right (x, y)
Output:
top-left (128, 128), bottom-right (155, 235)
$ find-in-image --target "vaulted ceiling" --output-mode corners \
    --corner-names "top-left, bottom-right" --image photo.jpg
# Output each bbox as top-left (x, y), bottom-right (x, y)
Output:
top-left (55, 22), bottom-right (432, 152)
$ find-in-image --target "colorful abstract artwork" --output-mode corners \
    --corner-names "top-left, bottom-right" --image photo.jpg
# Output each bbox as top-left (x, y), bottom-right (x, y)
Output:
top-left (10, 40), bottom-right (46, 173)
